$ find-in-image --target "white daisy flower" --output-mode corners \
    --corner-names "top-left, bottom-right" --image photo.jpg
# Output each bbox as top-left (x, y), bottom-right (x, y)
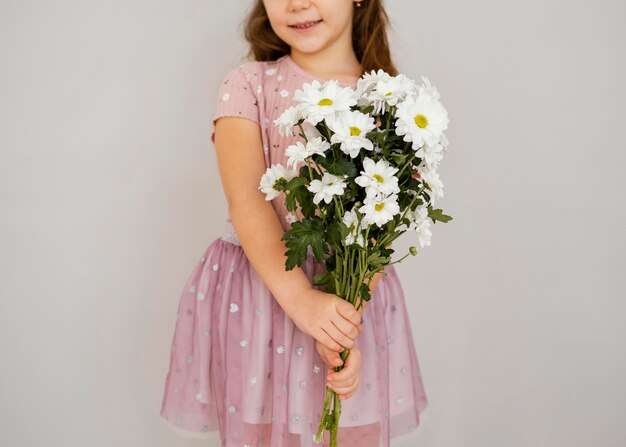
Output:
top-left (293, 80), bottom-right (358, 126)
top-left (408, 206), bottom-right (432, 248)
top-left (439, 132), bottom-right (450, 158)
top-left (326, 110), bottom-right (376, 158)
top-left (285, 136), bottom-right (330, 168)
top-left (258, 164), bottom-right (298, 200)
top-left (355, 69), bottom-right (393, 99)
top-left (346, 231), bottom-right (366, 247)
top-left (343, 208), bottom-right (360, 232)
top-left (358, 193), bottom-right (400, 227)
top-left (307, 172), bottom-right (348, 205)
top-left (418, 168), bottom-right (444, 204)
top-left (415, 141), bottom-right (444, 170)
top-left (306, 136), bottom-right (331, 157)
top-left (415, 76), bottom-right (442, 101)
top-left (342, 208), bottom-right (367, 247)
top-left (274, 105), bottom-right (301, 137)
top-left (355, 157), bottom-right (400, 198)
top-left (395, 90), bottom-right (449, 149)
top-left (284, 141), bottom-right (309, 168)
top-left (366, 74), bottom-right (416, 115)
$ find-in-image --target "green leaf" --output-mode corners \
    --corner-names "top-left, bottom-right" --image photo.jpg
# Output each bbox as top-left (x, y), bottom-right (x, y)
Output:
top-left (313, 271), bottom-right (333, 286)
top-left (286, 176), bottom-right (309, 190)
top-left (405, 177), bottom-right (422, 191)
top-left (296, 187), bottom-right (316, 218)
top-left (367, 251), bottom-right (390, 267)
top-left (280, 216), bottom-right (328, 270)
top-left (316, 155), bottom-right (357, 177)
top-left (428, 207), bottom-right (453, 224)
top-left (325, 253), bottom-right (337, 273)
top-left (284, 190), bottom-right (297, 212)
top-left (390, 152), bottom-right (409, 166)
top-left (359, 283), bottom-right (372, 303)
top-left (326, 221), bottom-right (344, 246)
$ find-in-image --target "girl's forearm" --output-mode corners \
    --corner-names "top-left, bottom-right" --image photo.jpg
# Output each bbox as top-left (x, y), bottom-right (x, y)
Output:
top-left (229, 199), bottom-right (311, 317)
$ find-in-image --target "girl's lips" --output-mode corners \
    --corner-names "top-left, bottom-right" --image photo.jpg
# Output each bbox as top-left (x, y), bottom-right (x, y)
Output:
top-left (289, 20), bottom-right (322, 32)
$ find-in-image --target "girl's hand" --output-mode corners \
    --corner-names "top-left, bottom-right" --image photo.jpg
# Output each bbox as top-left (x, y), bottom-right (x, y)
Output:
top-left (315, 335), bottom-right (358, 369)
top-left (314, 293), bottom-right (367, 368)
top-left (286, 287), bottom-right (364, 352)
top-left (324, 345), bottom-right (362, 401)
top-left (316, 339), bottom-right (342, 367)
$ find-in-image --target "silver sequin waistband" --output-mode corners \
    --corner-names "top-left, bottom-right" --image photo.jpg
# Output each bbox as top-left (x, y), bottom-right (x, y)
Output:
top-left (220, 220), bottom-right (241, 246)
top-left (219, 220), bottom-right (315, 257)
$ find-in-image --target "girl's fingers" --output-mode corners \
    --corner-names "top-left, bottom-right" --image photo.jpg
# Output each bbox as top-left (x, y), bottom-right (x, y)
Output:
top-left (327, 351), bottom-right (360, 385)
top-left (326, 352), bottom-right (343, 367)
top-left (316, 341), bottom-right (343, 368)
top-left (326, 321), bottom-right (355, 350)
top-left (327, 380), bottom-right (353, 392)
top-left (328, 380), bottom-right (358, 395)
top-left (340, 386), bottom-right (358, 400)
top-left (328, 376), bottom-right (357, 388)
top-left (317, 328), bottom-right (344, 352)
top-left (327, 367), bottom-right (357, 384)
top-left (336, 300), bottom-right (362, 328)
top-left (340, 380), bottom-right (360, 399)
top-left (331, 316), bottom-right (359, 341)
top-left (327, 369), bottom-right (360, 387)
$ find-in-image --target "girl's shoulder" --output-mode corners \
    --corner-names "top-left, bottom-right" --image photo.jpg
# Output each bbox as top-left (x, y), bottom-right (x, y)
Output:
top-left (212, 58), bottom-right (282, 142)
top-left (218, 58), bottom-right (283, 91)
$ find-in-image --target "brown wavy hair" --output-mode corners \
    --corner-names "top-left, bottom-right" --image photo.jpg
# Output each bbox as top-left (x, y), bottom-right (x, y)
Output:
top-left (241, 0), bottom-right (398, 77)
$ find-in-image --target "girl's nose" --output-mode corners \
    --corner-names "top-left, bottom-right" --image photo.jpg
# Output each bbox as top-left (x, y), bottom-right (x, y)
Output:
top-left (287, 0), bottom-right (311, 13)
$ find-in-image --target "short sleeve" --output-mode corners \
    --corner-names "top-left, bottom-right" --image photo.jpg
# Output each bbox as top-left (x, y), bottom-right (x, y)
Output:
top-left (211, 65), bottom-right (261, 144)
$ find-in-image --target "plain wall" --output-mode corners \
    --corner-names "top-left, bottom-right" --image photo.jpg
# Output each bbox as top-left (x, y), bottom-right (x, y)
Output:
top-left (0, 1), bottom-right (624, 446)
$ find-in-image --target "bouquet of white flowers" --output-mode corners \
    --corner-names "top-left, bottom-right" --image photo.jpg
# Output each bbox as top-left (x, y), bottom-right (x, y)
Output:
top-left (259, 69), bottom-right (452, 446)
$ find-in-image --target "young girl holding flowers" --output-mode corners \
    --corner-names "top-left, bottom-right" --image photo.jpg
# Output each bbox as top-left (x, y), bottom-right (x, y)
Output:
top-left (160, 1), bottom-right (428, 445)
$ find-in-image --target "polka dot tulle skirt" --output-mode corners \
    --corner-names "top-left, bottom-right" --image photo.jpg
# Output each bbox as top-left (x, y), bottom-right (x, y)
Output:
top-left (159, 220), bottom-right (428, 446)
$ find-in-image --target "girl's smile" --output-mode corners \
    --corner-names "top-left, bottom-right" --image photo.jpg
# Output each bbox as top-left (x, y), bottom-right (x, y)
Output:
top-left (288, 19), bottom-right (323, 32)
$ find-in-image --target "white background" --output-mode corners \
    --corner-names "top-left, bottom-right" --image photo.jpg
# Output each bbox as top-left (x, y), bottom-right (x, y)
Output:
top-left (1, 1), bottom-right (624, 446)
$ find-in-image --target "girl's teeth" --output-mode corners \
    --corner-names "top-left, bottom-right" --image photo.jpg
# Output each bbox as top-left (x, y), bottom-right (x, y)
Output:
top-left (294, 21), bottom-right (319, 29)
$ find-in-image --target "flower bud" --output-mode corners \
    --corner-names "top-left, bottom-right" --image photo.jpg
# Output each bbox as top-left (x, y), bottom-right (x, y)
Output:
top-left (409, 246), bottom-right (418, 256)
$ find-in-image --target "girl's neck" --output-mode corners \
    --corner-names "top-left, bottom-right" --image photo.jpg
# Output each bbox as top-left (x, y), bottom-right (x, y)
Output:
top-left (289, 48), bottom-right (363, 84)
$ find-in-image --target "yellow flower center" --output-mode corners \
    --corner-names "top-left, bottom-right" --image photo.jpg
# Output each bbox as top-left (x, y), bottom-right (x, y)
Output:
top-left (274, 177), bottom-right (288, 190)
top-left (349, 126), bottom-right (361, 136)
top-left (318, 98), bottom-right (333, 106)
top-left (385, 91), bottom-right (392, 96)
top-left (373, 174), bottom-right (384, 183)
top-left (375, 203), bottom-right (385, 211)
top-left (414, 113), bottom-right (428, 128)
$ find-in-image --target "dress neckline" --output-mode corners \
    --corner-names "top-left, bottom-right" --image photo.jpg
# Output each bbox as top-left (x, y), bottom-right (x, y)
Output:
top-left (282, 54), bottom-right (358, 87)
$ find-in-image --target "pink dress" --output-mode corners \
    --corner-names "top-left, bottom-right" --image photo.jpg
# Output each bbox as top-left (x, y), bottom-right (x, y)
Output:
top-left (159, 54), bottom-right (428, 446)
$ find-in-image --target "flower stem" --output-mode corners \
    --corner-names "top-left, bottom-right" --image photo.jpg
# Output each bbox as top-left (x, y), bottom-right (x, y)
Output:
top-left (396, 153), bottom-right (416, 178)
top-left (315, 386), bottom-right (334, 443)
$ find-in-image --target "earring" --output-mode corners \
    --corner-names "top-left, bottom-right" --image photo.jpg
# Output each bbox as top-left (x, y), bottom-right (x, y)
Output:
top-left (355, 1), bottom-right (362, 7)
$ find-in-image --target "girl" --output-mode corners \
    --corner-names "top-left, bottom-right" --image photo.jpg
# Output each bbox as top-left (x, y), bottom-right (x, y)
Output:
top-left (159, 1), bottom-right (428, 445)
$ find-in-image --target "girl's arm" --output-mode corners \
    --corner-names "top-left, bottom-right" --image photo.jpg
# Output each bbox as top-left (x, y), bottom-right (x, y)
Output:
top-left (213, 116), bottom-right (312, 317)
top-left (215, 116), bottom-right (362, 352)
